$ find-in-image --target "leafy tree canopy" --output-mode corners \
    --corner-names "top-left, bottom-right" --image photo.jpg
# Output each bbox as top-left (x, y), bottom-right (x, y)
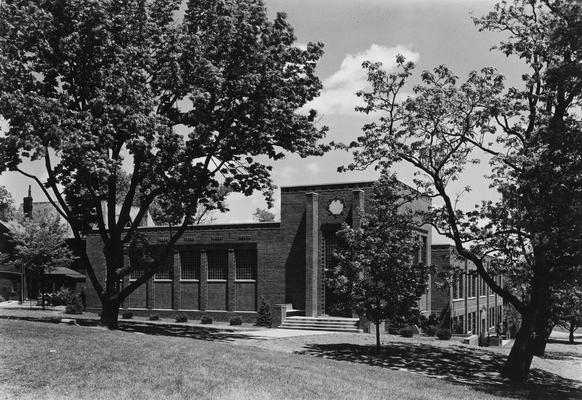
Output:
top-left (339, 0), bottom-right (582, 381)
top-left (0, 0), bottom-right (327, 327)
top-left (252, 207), bottom-right (275, 222)
top-left (329, 174), bottom-right (431, 350)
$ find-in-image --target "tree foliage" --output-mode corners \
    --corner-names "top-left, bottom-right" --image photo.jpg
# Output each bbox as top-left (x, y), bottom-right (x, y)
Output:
top-left (0, 185), bottom-right (14, 222)
top-left (329, 174), bottom-right (430, 351)
top-left (4, 211), bottom-right (75, 308)
top-left (0, 0), bottom-right (327, 327)
top-left (252, 208), bottom-right (275, 222)
top-left (340, 0), bottom-right (582, 382)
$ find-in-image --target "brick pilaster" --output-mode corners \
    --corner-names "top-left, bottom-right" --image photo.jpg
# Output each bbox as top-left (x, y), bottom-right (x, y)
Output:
top-left (200, 250), bottom-right (208, 311)
top-left (351, 189), bottom-right (364, 229)
top-left (228, 248), bottom-right (236, 311)
top-left (172, 250), bottom-right (181, 310)
top-left (305, 192), bottom-right (319, 317)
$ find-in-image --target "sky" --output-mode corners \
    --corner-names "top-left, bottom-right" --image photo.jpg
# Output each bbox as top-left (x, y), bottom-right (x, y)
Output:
top-left (0, 0), bottom-right (528, 243)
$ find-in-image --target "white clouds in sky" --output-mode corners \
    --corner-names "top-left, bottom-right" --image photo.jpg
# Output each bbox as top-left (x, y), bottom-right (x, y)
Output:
top-left (307, 44), bottom-right (420, 115)
top-left (306, 162), bottom-right (321, 175)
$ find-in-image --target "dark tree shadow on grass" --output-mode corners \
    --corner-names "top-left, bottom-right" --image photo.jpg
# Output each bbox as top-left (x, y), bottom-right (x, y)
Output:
top-left (296, 341), bottom-right (582, 399)
top-left (115, 321), bottom-right (253, 342)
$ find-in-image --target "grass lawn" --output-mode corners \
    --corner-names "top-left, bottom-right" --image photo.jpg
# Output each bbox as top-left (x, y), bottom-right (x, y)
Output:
top-left (0, 319), bottom-right (580, 400)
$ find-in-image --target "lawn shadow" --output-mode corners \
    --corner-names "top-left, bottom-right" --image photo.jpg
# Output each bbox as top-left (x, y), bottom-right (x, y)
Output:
top-left (116, 321), bottom-right (254, 342)
top-left (297, 341), bottom-right (582, 400)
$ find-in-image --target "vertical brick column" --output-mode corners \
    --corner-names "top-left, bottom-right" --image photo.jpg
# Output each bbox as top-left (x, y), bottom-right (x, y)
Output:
top-left (228, 248), bottom-right (236, 311)
top-left (463, 260), bottom-right (468, 333)
top-left (351, 189), bottom-right (364, 229)
top-left (305, 192), bottom-right (319, 317)
top-left (172, 250), bottom-right (181, 310)
top-left (200, 250), bottom-right (208, 311)
top-left (147, 277), bottom-right (155, 310)
top-left (476, 273), bottom-right (480, 336)
top-left (122, 252), bottom-right (130, 308)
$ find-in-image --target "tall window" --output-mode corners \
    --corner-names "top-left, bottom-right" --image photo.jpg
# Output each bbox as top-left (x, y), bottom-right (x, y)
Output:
top-left (130, 265), bottom-right (143, 280)
top-left (153, 248), bottom-right (173, 280)
top-left (459, 274), bottom-right (464, 298)
top-left (207, 250), bottom-right (228, 280)
top-left (235, 248), bottom-right (257, 280)
top-left (180, 251), bottom-right (200, 280)
top-left (453, 277), bottom-right (458, 299)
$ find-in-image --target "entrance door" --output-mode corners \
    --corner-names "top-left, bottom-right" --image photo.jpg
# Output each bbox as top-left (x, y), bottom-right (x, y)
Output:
top-left (321, 227), bottom-right (350, 316)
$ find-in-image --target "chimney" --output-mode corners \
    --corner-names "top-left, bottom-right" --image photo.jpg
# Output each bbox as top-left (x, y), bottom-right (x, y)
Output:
top-left (23, 185), bottom-right (33, 218)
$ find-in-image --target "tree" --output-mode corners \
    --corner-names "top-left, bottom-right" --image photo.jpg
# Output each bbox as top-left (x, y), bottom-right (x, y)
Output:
top-left (328, 174), bottom-right (430, 351)
top-left (340, 0), bottom-right (582, 381)
top-left (551, 282), bottom-right (582, 344)
top-left (0, 185), bottom-right (14, 222)
top-left (5, 212), bottom-right (75, 309)
top-left (252, 208), bottom-right (275, 222)
top-left (0, 0), bottom-right (327, 328)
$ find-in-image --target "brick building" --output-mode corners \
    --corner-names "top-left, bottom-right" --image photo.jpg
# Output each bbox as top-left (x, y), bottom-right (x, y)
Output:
top-left (85, 180), bottom-right (433, 321)
top-left (431, 244), bottom-right (505, 336)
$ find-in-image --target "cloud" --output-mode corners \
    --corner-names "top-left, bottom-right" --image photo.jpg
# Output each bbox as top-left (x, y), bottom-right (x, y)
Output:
top-left (306, 44), bottom-right (420, 115)
top-left (306, 162), bottom-right (321, 175)
top-left (294, 42), bottom-right (308, 51)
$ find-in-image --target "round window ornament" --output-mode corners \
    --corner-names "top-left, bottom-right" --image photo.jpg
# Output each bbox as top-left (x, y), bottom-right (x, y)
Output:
top-left (328, 198), bottom-right (345, 216)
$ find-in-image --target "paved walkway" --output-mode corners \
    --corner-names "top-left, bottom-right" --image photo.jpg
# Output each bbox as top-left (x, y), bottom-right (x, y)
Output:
top-left (0, 301), bottom-right (342, 339)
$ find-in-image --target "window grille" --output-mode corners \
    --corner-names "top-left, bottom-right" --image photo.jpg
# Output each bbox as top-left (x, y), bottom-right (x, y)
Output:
top-left (323, 231), bottom-right (339, 271)
top-left (130, 266), bottom-right (143, 280)
top-left (235, 248), bottom-right (256, 280)
top-left (459, 275), bottom-right (464, 298)
top-left (207, 250), bottom-right (228, 280)
top-left (180, 251), bottom-right (200, 280)
top-left (153, 248), bottom-right (173, 280)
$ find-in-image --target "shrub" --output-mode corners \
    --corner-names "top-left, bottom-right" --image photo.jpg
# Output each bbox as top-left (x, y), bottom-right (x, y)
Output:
top-left (479, 334), bottom-right (490, 346)
top-left (452, 321), bottom-right (465, 334)
top-left (149, 315), bottom-right (160, 321)
top-left (175, 314), bottom-right (188, 323)
top-left (229, 316), bottom-right (242, 326)
top-left (255, 296), bottom-right (271, 327)
top-left (65, 296), bottom-right (83, 314)
top-left (200, 315), bottom-right (213, 324)
top-left (121, 311), bottom-right (134, 319)
top-left (436, 328), bottom-right (452, 340)
top-left (400, 327), bottom-right (414, 338)
top-left (423, 325), bottom-right (437, 337)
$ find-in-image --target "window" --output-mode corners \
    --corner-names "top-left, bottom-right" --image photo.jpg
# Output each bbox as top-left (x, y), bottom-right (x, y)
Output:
top-left (235, 248), bottom-right (256, 280)
top-left (470, 275), bottom-right (476, 297)
top-left (153, 248), bottom-right (173, 280)
top-left (130, 266), bottom-right (144, 280)
top-left (180, 251), bottom-right (200, 280)
top-left (459, 275), bottom-right (464, 298)
top-left (453, 277), bottom-right (458, 299)
top-left (207, 250), bottom-right (228, 280)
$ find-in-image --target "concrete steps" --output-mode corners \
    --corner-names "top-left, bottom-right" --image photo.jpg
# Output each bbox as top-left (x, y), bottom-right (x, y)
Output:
top-left (279, 316), bottom-right (361, 333)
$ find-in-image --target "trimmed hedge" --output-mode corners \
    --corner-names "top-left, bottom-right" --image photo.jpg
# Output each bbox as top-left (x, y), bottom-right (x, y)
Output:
top-left (400, 327), bottom-right (414, 338)
top-left (436, 328), bottom-right (452, 340)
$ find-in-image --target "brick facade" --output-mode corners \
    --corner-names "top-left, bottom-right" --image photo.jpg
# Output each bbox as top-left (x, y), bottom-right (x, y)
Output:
top-left (85, 180), bottom-right (434, 320)
top-left (431, 244), bottom-right (505, 335)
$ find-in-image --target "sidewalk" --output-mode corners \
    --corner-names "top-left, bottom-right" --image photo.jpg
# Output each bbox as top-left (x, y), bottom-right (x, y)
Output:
top-left (0, 301), bottom-right (339, 339)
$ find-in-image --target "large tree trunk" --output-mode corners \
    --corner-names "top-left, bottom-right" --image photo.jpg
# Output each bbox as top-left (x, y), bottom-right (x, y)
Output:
top-left (101, 298), bottom-right (121, 329)
top-left (569, 320), bottom-right (575, 344)
top-left (502, 315), bottom-right (535, 381)
top-left (531, 321), bottom-right (553, 356)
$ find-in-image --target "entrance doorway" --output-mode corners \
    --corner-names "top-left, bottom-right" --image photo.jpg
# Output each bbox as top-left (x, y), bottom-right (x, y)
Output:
top-left (321, 227), bottom-right (351, 316)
